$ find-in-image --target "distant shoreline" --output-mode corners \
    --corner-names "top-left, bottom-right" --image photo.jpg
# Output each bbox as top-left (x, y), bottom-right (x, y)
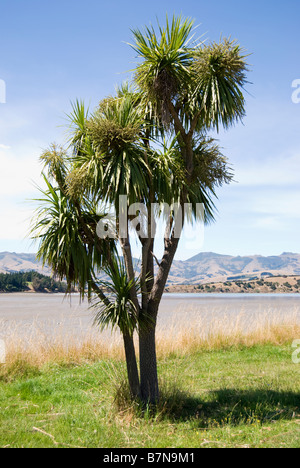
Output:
top-left (1, 274), bottom-right (300, 296)
top-left (165, 275), bottom-right (300, 295)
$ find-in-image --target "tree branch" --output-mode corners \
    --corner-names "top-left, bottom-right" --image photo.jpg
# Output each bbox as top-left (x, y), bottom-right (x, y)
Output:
top-left (148, 211), bottom-right (183, 316)
top-left (90, 278), bottom-right (111, 308)
top-left (151, 251), bottom-right (160, 268)
top-left (187, 111), bottom-right (201, 141)
top-left (119, 233), bottom-right (141, 315)
top-left (167, 100), bottom-right (187, 140)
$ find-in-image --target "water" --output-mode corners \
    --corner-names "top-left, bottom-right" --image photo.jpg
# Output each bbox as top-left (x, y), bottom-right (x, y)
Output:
top-left (0, 293), bottom-right (299, 341)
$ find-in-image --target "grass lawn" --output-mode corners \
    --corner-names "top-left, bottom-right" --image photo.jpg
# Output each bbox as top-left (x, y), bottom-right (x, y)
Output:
top-left (0, 344), bottom-right (299, 448)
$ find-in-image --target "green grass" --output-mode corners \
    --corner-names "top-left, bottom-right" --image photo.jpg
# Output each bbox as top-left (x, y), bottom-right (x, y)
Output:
top-left (0, 344), bottom-right (299, 448)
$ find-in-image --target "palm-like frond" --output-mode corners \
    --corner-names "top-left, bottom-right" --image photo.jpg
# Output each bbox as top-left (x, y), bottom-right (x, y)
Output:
top-left (131, 15), bottom-right (195, 125)
top-left (30, 175), bottom-right (90, 294)
top-left (92, 255), bottom-right (140, 335)
top-left (66, 99), bottom-right (90, 152)
top-left (148, 135), bottom-right (232, 224)
top-left (66, 146), bottom-right (105, 201)
top-left (192, 38), bottom-right (249, 130)
top-left (30, 174), bottom-right (113, 298)
top-left (149, 135), bottom-right (184, 205)
top-left (89, 93), bottom-right (143, 151)
top-left (40, 144), bottom-right (69, 190)
top-left (68, 92), bottom-right (151, 208)
top-left (131, 15), bottom-right (249, 135)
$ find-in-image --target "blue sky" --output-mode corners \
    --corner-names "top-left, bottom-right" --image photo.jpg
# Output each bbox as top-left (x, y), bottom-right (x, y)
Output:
top-left (0, 0), bottom-right (300, 260)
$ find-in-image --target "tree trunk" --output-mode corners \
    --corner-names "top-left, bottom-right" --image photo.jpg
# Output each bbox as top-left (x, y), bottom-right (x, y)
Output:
top-left (123, 333), bottom-right (140, 399)
top-left (139, 229), bottom-right (181, 404)
top-left (139, 319), bottom-right (159, 404)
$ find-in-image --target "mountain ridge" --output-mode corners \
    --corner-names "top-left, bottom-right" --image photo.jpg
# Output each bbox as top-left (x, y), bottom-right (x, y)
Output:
top-left (1, 251), bottom-right (300, 285)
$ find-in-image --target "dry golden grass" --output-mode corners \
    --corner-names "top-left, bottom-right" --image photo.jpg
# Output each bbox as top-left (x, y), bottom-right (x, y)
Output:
top-left (0, 307), bottom-right (299, 376)
top-left (156, 320), bottom-right (300, 358)
top-left (1, 330), bottom-right (124, 370)
top-left (160, 306), bottom-right (299, 356)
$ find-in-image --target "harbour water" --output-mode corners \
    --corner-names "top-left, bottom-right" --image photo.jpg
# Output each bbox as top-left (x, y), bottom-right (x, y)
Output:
top-left (0, 293), bottom-right (299, 342)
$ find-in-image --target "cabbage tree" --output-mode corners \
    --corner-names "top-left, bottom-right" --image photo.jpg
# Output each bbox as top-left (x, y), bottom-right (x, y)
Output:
top-left (31, 15), bottom-right (248, 404)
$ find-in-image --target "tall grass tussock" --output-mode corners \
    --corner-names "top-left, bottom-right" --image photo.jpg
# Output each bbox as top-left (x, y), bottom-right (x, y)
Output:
top-left (1, 308), bottom-right (299, 380)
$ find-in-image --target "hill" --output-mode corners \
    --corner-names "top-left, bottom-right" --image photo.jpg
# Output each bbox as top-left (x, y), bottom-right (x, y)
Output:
top-left (165, 252), bottom-right (300, 285)
top-left (0, 252), bottom-right (51, 275)
top-left (1, 251), bottom-right (300, 286)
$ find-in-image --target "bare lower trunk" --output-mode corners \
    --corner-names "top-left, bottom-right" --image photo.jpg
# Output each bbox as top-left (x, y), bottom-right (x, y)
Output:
top-left (139, 233), bottom-right (181, 404)
top-left (139, 319), bottom-right (159, 404)
top-left (123, 333), bottom-right (140, 399)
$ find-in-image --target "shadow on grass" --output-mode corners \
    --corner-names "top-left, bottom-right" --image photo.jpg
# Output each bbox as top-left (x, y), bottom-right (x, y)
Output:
top-left (152, 386), bottom-right (300, 427)
top-left (112, 370), bottom-right (299, 427)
